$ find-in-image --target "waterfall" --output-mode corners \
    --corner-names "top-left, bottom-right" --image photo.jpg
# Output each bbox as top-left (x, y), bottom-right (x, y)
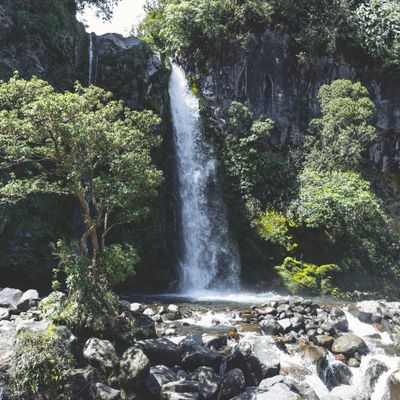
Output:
top-left (88, 33), bottom-right (94, 85)
top-left (169, 63), bottom-right (241, 294)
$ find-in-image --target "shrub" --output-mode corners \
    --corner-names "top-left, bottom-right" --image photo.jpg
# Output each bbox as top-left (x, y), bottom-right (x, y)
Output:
top-left (11, 325), bottom-right (74, 400)
top-left (275, 256), bottom-right (339, 295)
top-left (256, 209), bottom-right (298, 252)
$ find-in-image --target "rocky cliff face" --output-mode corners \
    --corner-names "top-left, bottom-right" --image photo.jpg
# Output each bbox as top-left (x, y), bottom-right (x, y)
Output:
top-left (192, 29), bottom-right (400, 173)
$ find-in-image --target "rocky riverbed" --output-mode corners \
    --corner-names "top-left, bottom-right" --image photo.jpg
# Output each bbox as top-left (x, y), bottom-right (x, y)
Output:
top-left (1, 288), bottom-right (400, 399)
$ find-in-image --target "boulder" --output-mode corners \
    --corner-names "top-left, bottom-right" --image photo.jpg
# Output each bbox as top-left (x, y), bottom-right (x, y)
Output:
top-left (331, 334), bottom-right (369, 357)
top-left (90, 383), bottom-right (121, 400)
top-left (314, 335), bottom-right (334, 348)
top-left (0, 288), bottom-right (22, 309)
top-left (118, 347), bottom-right (150, 390)
top-left (16, 289), bottom-right (39, 311)
top-left (83, 338), bottom-right (118, 372)
top-left (359, 359), bottom-right (388, 398)
top-left (130, 312), bottom-right (157, 340)
top-left (325, 362), bottom-right (353, 390)
top-left (191, 366), bottom-right (220, 400)
top-left (294, 345), bottom-right (328, 375)
top-left (136, 338), bottom-right (182, 367)
top-left (145, 365), bottom-right (177, 397)
top-left (0, 308), bottom-right (9, 321)
top-left (231, 386), bottom-right (299, 400)
top-left (259, 320), bottom-right (283, 336)
top-left (130, 302), bottom-right (144, 312)
top-left (356, 301), bottom-right (381, 323)
top-left (227, 336), bottom-right (281, 386)
top-left (181, 335), bottom-right (204, 355)
top-left (70, 366), bottom-right (98, 399)
top-left (218, 368), bottom-right (245, 400)
top-left (386, 370), bottom-right (400, 400)
top-left (330, 385), bottom-right (354, 400)
top-left (182, 346), bottom-right (222, 372)
top-left (277, 318), bottom-right (292, 333)
top-left (203, 335), bottom-right (227, 349)
top-left (16, 319), bottom-right (49, 333)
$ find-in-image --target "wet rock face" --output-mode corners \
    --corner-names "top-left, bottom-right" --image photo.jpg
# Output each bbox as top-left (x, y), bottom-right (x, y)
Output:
top-left (0, 0), bottom-right (87, 89)
top-left (92, 33), bottom-right (168, 113)
top-left (193, 29), bottom-right (400, 170)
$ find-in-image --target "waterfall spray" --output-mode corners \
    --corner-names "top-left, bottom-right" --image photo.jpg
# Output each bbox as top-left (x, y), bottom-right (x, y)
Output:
top-left (169, 63), bottom-right (241, 294)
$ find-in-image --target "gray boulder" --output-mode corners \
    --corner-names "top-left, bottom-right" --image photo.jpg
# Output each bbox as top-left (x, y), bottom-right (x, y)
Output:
top-left (16, 319), bottom-right (49, 333)
top-left (83, 338), bottom-right (118, 372)
top-left (325, 362), bottom-right (353, 390)
top-left (0, 308), bottom-right (10, 321)
top-left (17, 289), bottom-right (39, 311)
top-left (90, 383), bottom-right (121, 400)
top-left (182, 346), bottom-right (222, 372)
top-left (218, 368), bottom-right (245, 400)
top-left (0, 288), bottom-right (22, 309)
top-left (259, 320), bottom-right (283, 336)
top-left (145, 365), bottom-right (177, 397)
top-left (358, 359), bottom-right (388, 399)
top-left (330, 385), bottom-right (354, 400)
top-left (227, 336), bottom-right (281, 386)
top-left (119, 347), bottom-right (150, 390)
top-left (191, 366), bottom-right (220, 400)
top-left (331, 334), bottom-right (369, 357)
top-left (136, 338), bottom-right (182, 367)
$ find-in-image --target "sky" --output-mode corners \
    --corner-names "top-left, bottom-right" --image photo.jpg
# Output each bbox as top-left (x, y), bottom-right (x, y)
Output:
top-left (78, 0), bottom-right (147, 36)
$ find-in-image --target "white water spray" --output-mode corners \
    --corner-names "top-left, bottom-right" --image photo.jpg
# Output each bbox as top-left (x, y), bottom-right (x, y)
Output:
top-left (169, 63), bottom-right (241, 293)
top-left (88, 33), bottom-right (94, 85)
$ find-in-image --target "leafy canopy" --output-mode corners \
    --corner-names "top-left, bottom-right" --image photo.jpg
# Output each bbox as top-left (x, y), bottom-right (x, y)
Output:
top-left (0, 74), bottom-right (163, 286)
top-left (308, 79), bottom-right (377, 171)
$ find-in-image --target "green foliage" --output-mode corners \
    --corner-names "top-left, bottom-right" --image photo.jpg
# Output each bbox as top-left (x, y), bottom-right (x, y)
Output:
top-left (308, 79), bottom-right (376, 171)
top-left (256, 209), bottom-right (298, 252)
top-left (76, 0), bottom-right (120, 19)
top-left (351, 0), bottom-right (400, 67)
top-left (0, 74), bottom-right (163, 287)
top-left (11, 325), bottom-right (74, 400)
top-left (138, 0), bottom-right (273, 57)
top-left (275, 256), bottom-right (339, 295)
top-left (290, 169), bottom-right (387, 232)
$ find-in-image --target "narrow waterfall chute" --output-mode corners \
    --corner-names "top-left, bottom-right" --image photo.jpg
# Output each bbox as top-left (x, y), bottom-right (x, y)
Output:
top-left (168, 63), bottom-right (241, 294)
top-left (88, 33), bottom-right (94, 85)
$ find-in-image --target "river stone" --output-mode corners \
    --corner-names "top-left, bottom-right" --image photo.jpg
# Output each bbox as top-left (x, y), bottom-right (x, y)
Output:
top-left (294, 345), bottom-right (328, 375)
top-left (16, 319), bottom-right (49, 333)
top-left (218, 368), bottom-right (245, 400)
top-left (282, 377), bottom-right (319, 400)
top-left (130, 302), bottom-right (144, 312)
top-left (17, 289), bottom-right (39, 311)
top-left (119, 347), bottom-right (150, 390)
top-left (280, 362), bottom-right (312, 381)
top-left (277, 318), bottom-right (292, 333)
top-left (259, 320), bottom-right (283, 336)
top-left (329, 315), bottom-right (349, 333)
top-left (90, 383), bottom-right (121, 400)
top-left (314, 335), bottom-right (334, 348)
top-left (0, 308), bottom-right (9, 321)
top-left (83, 338), bottom-right (118, 372)
top-left (181, 335), bottom-right (204, 354)
top-left (231, 386), bottom-right (299, 400)
top-left (386, 370), bottom-right (400, 400)
top-left (136, 338), bottom-right (182, 367)
top-left (258, 307), bottom-right (277, 316)
top-left (144, 307), bottom-right (156, 316)
top-left (182, 345), bottom-right (222, 372)
top-left (202, 335), bottom-right (227, 349)
top-left (359, 359), bottom-right (388, 398)
top-left (356, 301), bottom-right (381, 323)
top-left (191, 366), bottom-right (220, 400)
top-left (227, 336), bottom-right (281, 386)
top-left (146, 365), bottom-right (177, 397)
top-left (70, 366), bottom-right (98, 399)
top-left (0, 288), bottom-right (22, 309)
top-left (330, 385), bottom-right (354, 400)
top-left (332, 334), bottom-right (369, 357)
top-left (325, 362), bottom-right (353, 390)
top-left (162, 392), bottom-right (199, 400)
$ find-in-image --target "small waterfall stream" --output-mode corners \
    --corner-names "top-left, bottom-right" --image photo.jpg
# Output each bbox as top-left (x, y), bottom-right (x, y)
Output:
top-left (169, 63), bottom-right (241, 294)
top-left (88, 33), bottom-right (94, 85)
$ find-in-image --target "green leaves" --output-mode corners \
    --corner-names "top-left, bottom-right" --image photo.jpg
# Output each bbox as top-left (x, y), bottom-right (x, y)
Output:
top-left (308, 79), bottom-right (377, 171)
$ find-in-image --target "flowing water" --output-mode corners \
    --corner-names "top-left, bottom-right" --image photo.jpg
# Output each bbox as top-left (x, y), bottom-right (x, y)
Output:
top-left (88, 33), bottom-right (94, 85)
top-left (169, 63), bottom-right (241, 294)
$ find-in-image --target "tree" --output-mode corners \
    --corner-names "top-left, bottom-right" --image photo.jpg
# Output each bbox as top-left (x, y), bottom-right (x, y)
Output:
top-left (0, 74), bottom-right (162, 286)
top-left (76, 0), bottom-right (121, 20)
top-left (307, 79), bottom-right (377, 171)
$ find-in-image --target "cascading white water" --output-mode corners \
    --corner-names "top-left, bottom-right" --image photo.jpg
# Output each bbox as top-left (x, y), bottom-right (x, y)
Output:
top-left (169, 63), bottom-right (241, 294)
top-left (88, 33), bottom-right (94, 85)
